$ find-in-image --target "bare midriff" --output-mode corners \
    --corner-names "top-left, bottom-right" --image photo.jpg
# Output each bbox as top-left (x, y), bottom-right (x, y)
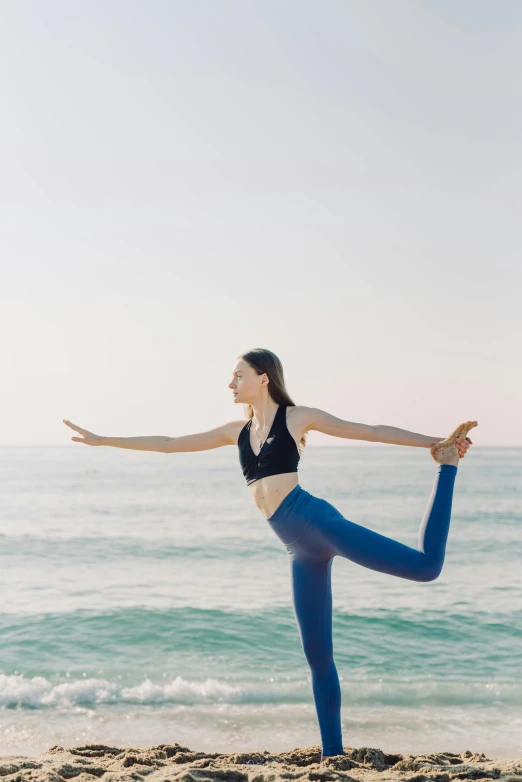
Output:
top-left (248, 472), bottom-right (299, 519)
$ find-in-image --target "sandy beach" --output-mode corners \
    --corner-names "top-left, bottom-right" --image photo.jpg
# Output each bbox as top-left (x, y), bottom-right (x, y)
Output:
top-left (1, 743), bottom-right (521, 782)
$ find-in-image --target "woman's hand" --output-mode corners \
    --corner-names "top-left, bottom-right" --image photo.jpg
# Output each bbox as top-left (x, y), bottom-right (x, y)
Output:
top-left (430, 421), bottom-right (477, 464)
top-left (455, 435), bottom-right (473, 458)
top-left (63, 419), bottom-right (102, 446)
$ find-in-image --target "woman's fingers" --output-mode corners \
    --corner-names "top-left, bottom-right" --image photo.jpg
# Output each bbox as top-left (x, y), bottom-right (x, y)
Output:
top-left (63, 419), bottom-right (98, 445)
top-left (456, 435), bottom-right (473, 457)
top-left (63, 419), bottom-right (90, 435)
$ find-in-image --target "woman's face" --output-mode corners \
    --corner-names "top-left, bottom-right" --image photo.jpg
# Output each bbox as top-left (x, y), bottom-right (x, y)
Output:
top-left (228, 360), bottom-right (266, 404)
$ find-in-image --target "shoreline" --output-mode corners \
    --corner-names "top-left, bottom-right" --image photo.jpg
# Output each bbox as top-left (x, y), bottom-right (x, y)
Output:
top-left (1, 744), bottom-right (521, 781)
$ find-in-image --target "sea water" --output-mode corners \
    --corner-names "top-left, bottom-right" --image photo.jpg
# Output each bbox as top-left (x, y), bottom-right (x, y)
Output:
top-left (0, 444), bottom-right (521, 758)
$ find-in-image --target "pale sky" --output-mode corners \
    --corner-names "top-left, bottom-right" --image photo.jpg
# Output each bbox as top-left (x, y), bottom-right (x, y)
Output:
top-left (2, 0), bottom-right (521, 446)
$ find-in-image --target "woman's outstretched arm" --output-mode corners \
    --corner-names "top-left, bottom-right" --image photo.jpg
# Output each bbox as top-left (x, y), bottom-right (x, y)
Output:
top-left (371, 423), bottom-right (445, 447)
top-left (301, 407), bottom-right (444, 448)
top-left (63, 419), bottom-right (247, 452)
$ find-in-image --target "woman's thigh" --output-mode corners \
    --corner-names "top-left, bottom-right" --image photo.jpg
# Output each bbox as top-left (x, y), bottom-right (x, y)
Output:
top-left (293, 496), bottom-right (438, 581)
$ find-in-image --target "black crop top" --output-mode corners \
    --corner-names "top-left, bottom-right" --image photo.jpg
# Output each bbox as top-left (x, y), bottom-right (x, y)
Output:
top-left (238, 404), bottom-right (301, 485)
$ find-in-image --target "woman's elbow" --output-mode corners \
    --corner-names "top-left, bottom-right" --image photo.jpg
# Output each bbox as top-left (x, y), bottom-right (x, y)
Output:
top-left (361, 424), bottom-right (378, 442)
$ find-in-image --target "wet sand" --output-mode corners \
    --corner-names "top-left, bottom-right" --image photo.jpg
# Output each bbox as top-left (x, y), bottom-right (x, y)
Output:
top-left (1, 743), bottom-right (521, 782)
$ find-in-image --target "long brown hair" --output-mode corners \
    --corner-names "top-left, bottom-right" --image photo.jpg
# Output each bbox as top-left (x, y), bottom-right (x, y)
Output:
top-left (238, 348), bottom-right (308, 455)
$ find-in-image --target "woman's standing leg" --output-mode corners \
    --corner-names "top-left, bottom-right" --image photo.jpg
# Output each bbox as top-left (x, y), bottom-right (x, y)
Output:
top-left (318, 464), bottom-right (459, 581)
top-left (289, 553), bottom-right (344, 757)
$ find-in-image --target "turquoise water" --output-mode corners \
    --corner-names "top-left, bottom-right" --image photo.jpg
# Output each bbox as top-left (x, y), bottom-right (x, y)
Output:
top-left (1, 445), bottom-right (521, 758)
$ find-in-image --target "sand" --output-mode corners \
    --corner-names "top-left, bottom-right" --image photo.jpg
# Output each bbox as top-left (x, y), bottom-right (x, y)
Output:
top-left (0, 743), bottom-right (521, 782)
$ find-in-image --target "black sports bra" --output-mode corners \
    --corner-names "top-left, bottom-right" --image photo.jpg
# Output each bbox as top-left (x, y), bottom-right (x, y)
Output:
top-left (238, 404), bottom-right (300, 485)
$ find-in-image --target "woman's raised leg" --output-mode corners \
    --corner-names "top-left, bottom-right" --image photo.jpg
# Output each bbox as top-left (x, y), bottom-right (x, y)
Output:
top-left (289, 554), bottom-right (344, 757)
top-left (318, 464), bottom-right (458, 582)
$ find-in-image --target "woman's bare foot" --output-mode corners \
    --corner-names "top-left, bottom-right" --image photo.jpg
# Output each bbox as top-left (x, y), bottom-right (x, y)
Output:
top-left (430, 421), bottom-right (478, 466)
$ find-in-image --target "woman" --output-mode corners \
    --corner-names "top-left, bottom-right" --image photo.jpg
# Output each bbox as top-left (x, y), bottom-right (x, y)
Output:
top-left (63, 347), bottom-right (476, 762)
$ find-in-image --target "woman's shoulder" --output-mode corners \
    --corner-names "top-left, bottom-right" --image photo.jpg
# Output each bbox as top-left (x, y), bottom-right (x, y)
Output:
top-left (286, 405), bottom-right (314, 427)
top-left (228, 418), bottom-right (251, 446)
top-left (287, 404), bottom-right (313, 414)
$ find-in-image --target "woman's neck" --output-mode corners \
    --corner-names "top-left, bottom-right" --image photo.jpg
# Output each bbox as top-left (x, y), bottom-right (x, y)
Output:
top-left (251, 399), bottom-right (279, 429)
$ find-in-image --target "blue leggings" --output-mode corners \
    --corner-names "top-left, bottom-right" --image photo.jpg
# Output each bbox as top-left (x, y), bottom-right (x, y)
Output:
top-left (266, 464), bottom-right (458, 757)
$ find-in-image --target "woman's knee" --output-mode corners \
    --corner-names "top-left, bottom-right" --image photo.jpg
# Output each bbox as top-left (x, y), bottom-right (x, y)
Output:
top-left (417, 560), bottom-right (443, 582)
top-left (301, 638), bottom-right (334, 672)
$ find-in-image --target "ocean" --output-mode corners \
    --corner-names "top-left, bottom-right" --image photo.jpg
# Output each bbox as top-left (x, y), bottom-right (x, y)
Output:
top-left (0, 444), bottom-right (521, 758)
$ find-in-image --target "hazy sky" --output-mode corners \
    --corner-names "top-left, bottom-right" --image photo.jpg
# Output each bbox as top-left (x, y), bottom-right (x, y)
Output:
top-left (2, 0), bottom-right (521, 446)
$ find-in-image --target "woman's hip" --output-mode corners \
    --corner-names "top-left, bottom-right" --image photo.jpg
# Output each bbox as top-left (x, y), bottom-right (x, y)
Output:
top-left (266, 485), bottom-right (338, 554)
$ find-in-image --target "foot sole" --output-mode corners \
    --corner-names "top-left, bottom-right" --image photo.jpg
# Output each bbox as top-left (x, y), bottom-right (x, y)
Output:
top-left (430, 420), bottom-right (478, 464)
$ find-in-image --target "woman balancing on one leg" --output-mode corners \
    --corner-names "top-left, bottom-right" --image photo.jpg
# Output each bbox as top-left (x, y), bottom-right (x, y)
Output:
top-left (63, 347), bottom-right (477, 762)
